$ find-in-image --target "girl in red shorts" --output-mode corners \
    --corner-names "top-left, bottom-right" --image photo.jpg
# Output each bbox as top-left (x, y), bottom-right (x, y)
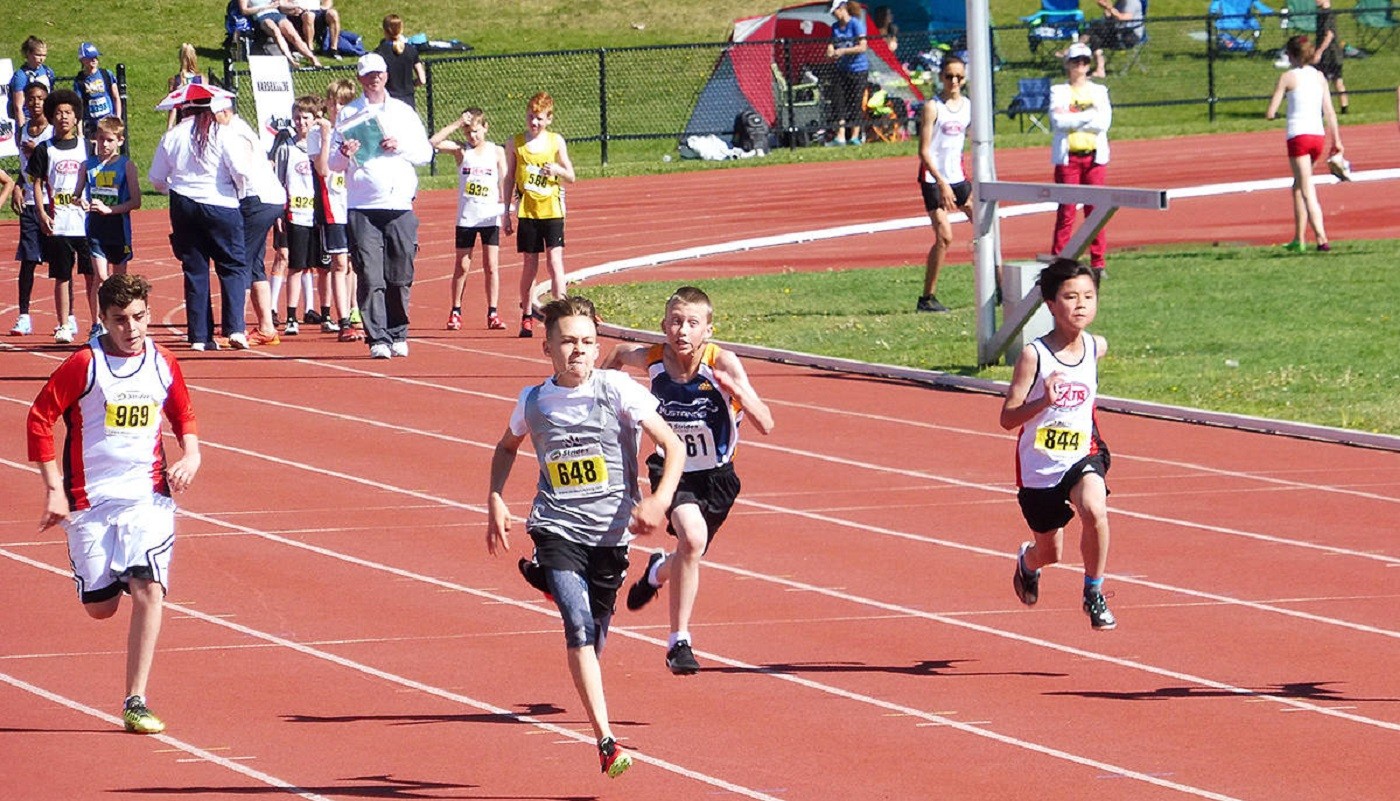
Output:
top-left (1265, 35), bottom-right (1344, 253)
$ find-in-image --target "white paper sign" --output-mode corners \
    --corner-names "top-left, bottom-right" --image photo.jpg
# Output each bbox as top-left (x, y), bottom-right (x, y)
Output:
top-left (247, 55), bottom-right (296, 151)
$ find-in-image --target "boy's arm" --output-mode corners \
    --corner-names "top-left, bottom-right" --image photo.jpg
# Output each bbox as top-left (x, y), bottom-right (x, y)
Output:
top-left (110, 73), bottom-right (123, 120)
top-left (501, 139), bottom-right (518, 233)
top-left (0, 170), bottom-right (13, 211)
top-left (1320, 80), bottom-right (1343, 153)
top-left (1094, 334), bottom-right (1109, 359)
top-left (161, 352), bottom-right (201, 492)
top-left (36, 460), bottom-right (69, 531)
top-left (551, 135), bottom-right (577, 183)
top-left (110, 160), bottom-right (142, 214)
top-left (630, 412), bottom-right (683, 537)
top-left (28, 354), bottom-right (92, 529)
top-left (429, 113), bottom-right (466, 149)
top-left (486, 427), bottom-right (526, 555)
top-left (1000, 345), bottom-right (1052, 431)
top-left (598, 342), bottom-right (648, 371)
top-left (712, 349), bottom-right (775, 435)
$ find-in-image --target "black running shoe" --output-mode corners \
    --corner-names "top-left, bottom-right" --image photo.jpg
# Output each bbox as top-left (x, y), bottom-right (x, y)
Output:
top-left (666, 640), bottom-right (700, 675)
top-left (626, 552), bottom-right (665, 611)
top-left (1083, 590), bottom-right (1117, 631)
top-left (1013, 542), bottom-right (1040, 606)
top-left (517, 557), bottom-right (553, 600)
top-left (916, 294), bottom-right (950, 313)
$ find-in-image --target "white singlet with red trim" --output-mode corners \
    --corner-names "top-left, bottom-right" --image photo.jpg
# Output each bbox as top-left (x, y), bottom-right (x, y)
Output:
top-left (922, 97), bottom-right (969, 185)
top-left (1015, 334), bottom-right (1103, 489)
top-left (455, 143), bottom-right (506, 228)
top-left (72, 339), bottom-right (178, 507)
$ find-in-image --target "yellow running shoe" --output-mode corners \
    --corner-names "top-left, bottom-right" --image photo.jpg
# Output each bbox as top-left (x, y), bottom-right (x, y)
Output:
top-left (598, 737), bottom-right (633, 778)
top-left (122, 696), bottom-right (166, 734)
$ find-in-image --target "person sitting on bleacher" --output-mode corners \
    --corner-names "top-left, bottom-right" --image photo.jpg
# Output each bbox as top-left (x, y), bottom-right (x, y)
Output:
top-left (291, 0), bottom-right (342, 59)
top-left (1087, 0), bottom-right (1143, 77)
top-left (237, 0), bottom-right (322, 67)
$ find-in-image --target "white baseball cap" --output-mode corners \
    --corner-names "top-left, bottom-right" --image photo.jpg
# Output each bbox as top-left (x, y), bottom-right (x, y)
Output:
top-left (1065, 42), bottom-right (1093, 62)
top-left (830, 0), bottom-right (849, 13)
top-left (357, 53), bottom-right (388, 76)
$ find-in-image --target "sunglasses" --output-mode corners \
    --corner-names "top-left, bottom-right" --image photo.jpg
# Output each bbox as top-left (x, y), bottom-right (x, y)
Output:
top-left (1068, 56), bottom-right (1092, 65)
top-left (941, 73), bottom-right (965, 80)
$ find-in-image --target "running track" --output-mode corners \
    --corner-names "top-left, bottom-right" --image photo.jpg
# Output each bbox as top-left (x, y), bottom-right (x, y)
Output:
top-left (1, 125), bottom-right (1396, 800)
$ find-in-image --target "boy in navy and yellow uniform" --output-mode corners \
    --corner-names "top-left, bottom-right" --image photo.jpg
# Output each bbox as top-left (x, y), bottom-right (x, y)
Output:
top-left (85, 116), bottom-right (142, 339)
top-left (502, 91), bottom-right (575, 338)
top-left (604, 286), bottom-right (774, 674)
top-left (72, 42), bottom-right (122, 142)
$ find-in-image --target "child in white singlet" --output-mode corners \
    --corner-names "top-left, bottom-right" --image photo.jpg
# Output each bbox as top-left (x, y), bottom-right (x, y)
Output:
top-left (430, 107), bottom-right (509, 331)
top-left (999, 258), bottom-right (1117, 631)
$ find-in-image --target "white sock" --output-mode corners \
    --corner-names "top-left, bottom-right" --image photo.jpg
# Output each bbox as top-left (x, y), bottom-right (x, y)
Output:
top-left (269, 276), bottom-right (285, 312)
top-left (301, 271), bottom-right (314, 311)
top-left (668, 631), bottom-right (691, 648)
top-left (647, 553), bottom-right (667, 587)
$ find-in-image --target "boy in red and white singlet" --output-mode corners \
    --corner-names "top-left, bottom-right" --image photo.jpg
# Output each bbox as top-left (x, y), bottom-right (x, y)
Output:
top-left (27, 273), bottom-right (201, 734)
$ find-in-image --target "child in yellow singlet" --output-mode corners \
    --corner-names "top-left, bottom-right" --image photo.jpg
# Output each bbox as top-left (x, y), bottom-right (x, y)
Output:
top-left (503, 92), bottom-right (576, 339)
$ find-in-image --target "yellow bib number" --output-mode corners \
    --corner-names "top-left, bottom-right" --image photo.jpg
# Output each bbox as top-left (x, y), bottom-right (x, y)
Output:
top-left (106, 402), bottom-right (158, 432)
top-left (546, 445), bottom-right (609, 499)
top-left (1034, 425), bottom-right (1088, 455)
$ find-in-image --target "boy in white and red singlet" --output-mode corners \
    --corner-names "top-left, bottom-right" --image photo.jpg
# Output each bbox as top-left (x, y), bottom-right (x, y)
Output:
top-left (999, 258), bottom-right (1117, 631)
top-left (27, 273), bottom-right (201, 734)
top-left (430, 107), bottom-right (509, 331)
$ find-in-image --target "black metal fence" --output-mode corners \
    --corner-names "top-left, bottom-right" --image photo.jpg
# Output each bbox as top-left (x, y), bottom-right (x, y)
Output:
top-left (220, 5), bottom-right (1397, 168)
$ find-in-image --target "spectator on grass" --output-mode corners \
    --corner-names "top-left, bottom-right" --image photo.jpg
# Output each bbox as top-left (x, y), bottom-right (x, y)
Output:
top-left (73, 43), bottom-right (122, 142)
top-left (376, 14), bottom-right (425, 111)
top-left (1049, 42), bottom-right (1112, 271)
top-left (825, 0), bottom-right (869, 146)
top-left (167, 44), bottom-right (205, 130)
top-left (9, 36), bottom-right (57, 126)
top-left (1087, 0), bottom-right (1144, 78)
top-left (1311, 0), bottom-right (1348, 115)
top-left (291, 0), bottom-right (343, 58)
top-left (238, 0), bottom-right (323, 67)
top-left (326, 53), bottom-right (433, 359)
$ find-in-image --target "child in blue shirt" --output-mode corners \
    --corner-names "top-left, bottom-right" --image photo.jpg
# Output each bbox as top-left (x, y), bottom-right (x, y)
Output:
top-left (85, 116), bottom-right (142, 338)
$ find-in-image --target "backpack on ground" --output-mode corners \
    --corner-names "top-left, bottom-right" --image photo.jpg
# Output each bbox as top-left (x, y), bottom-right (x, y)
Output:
top-left (329, 30), bottom-right (368, 56)
top-left (732, 108), bottom-right (770, 153)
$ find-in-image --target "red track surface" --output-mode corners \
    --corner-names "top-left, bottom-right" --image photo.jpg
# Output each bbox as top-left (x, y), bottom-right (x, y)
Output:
top-left (1, 125), bottom-right (1397, 800)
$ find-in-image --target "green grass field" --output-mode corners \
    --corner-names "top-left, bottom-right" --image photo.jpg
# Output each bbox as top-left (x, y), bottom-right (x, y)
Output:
top-left (583, 239), bottom-right (1400, 435)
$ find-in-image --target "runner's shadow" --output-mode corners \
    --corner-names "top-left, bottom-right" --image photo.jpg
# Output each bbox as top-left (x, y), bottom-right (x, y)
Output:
top-left (282, 702), bottom-right (568, 727)
top-left (1045, 681), bottom-right (1398, 703)
top-left (710, 659), bottom-right (1068, 679)
top-left (119, 772), bottom-right (597, 798)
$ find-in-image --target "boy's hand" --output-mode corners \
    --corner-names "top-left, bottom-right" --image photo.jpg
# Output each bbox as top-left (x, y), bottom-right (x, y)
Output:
top-left (628, 496), bottom-right (667, 537)
top-left (1043, 371), bottom-right (1068, 407)
top-left (486, 494), bottom-right (512, 555)
top-left (39, 489), bottom-right (70, 531)
top-left (168, 453), bottom-right (201, 493)
top-left (91, 199), bottom-right (112, 215)
top-left (339, 139), bottom-right (361, 158)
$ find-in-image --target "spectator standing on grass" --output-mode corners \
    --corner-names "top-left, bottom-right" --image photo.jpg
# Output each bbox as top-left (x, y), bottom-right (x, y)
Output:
top-left (1049, 42), bottom-right (1112, 271)
top-left (9, 81), bottom-right (53, 338)
top-left (1265, 35), bottom-right (1343, 253)
top-left (1311, 0), bottom-right (1348, 115)
top-left (915, 55), bottom-right (971, 314)
top-left (72, 43), bottom-right (122, 143)
top-left (326, 53), bottom-right (432, 359)
top-left (431, 107), bottom-right (509, 332)
top-left (825, 0), bottom-right (869, 147)
top-left (376, 14), bottom-right (425, 111)
top-left (166, 44), bottom-right (205, 130)
top-left (1001, 258), bottom-right (1117, 632)
top-left (8, 36), bottom-right (56, 126)
top-left (148, 93), bottom-right (253, 351)
top-left (605, 286), bottom-right (774, 677)
top-left (503, 91), bottom-right (576, 338)
top-left (27, 272), bottom-right (201, 737)
top-left (489, 296), bottom-right (684, 779)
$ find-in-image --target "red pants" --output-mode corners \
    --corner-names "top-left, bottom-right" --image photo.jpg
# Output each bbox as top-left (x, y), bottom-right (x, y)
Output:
top-left (1052, 153), bottom-right (1107, 268)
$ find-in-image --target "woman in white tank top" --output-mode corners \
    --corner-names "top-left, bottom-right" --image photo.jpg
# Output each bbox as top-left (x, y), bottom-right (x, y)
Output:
top-left (1265, 35), bottom-right (1344, 253)
top-left (914, 54), bottom-right (972, 314)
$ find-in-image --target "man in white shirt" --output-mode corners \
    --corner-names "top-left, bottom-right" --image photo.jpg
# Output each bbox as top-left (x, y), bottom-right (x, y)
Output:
top-left (327, 53), bottom-right (432, 359)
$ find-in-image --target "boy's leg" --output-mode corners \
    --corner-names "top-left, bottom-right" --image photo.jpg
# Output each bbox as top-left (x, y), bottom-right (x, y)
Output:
top-left (87, 256), bottom-right (111, 331)
top-left (285, 268), bottom-right (305, 332)
top-left (125, 577), bottom-right (164, 701)
top-left (448, 248), bottom-right (471, 328)
top-left (1069, 472), bottom-right (1110, 581)
top-left (518, 252), bottom-right (540, 312)
top-left (544, 245), bottom-right (566, 300)
top-left (482, 243), bottom-right (501, 312)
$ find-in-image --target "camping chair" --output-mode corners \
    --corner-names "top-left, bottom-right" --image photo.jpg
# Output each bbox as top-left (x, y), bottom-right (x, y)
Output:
top-left (224, 0), bottom-right (255, 61)
top-left (1115, 0), bottom-right (1150, 74)
top-left (1022, 0), bottom-right (1085, 54)
top-left (1209, 0), bottom-right (1276, 54)
top-left (862, 83), bottom-right (907, 142)
top-left (1283, 0), bottom-right (1317, 34)
top-left (771, 62), bottom-right (824, 146)
top-left (1005, 77), bottom-right (1051, 133)
top-left (1354, 0), bottom-right (1399, 50)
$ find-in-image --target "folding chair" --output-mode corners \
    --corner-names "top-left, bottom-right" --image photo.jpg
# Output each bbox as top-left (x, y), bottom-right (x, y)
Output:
top-left (1116, 0), bottom-right (1150, 74)
top-left (1354, 0), bottom-right (1399, 50)
top-left (1209, 0), bottom-right (1276, 54)
top-left (1283, 0), bottom-right (1317, 34)
top-left (1005, 77), bottom-right (1051, 133)
top-left (1022, 0), bottom-right (1085, 55)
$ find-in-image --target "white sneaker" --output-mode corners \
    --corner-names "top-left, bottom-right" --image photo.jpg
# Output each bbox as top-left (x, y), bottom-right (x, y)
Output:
top-left (191, 342), bottom-right (207, 352)
top-left (390, 340), bottom-right (409, 358)
top-left (54, 325), bottom-right (74, 344)
top-left (67, 316), bottom-right (77, 336)
top-left (9, 314), bottom-right (32, 336)
top-left (227, 332), bottom-right (250, 350)
top-left (369, 343), bottom-right (392, 359)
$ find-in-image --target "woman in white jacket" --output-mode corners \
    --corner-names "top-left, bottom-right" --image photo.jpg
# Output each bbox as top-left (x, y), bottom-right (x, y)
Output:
top-left (1049, 42), bottom-right (1112, 270)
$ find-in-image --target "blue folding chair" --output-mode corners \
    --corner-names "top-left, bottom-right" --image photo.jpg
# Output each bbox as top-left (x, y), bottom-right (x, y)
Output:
top-left (1005, 77), bottom-right (1052, 132)
top-left (1209, 0), bottom-right (1276, 54)
top-left (1022, 0), bottom-right (1086, 54)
